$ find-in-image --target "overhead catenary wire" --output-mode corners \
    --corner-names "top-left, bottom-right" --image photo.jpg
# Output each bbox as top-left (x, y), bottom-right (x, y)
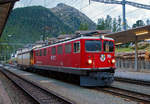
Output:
top-left (90, 0), bottom-right (150, 30)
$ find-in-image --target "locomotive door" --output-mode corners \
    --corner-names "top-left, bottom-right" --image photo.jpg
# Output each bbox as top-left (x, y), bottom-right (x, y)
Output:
top-left (57, 45), bottom-right (63, 67)
top-left (73, 41), bottom-right (81, 68)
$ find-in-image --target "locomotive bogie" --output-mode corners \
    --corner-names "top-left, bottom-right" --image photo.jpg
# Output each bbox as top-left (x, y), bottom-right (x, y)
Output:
top-left (80, 72), bottom-right (114, 86)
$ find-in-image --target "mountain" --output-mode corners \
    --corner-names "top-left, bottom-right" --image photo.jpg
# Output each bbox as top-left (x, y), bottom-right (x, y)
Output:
top-left (2, 4), bottom-right (96, 44)
top-left (2, 6), bottom-right (73, 43)
top-left (51, 3), bottom-right (96, 31)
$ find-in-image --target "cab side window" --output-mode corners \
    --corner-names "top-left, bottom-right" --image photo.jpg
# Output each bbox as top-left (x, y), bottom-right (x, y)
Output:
top-left (103, 41), bottom-right (114, 52)
top-left (43, 49), bottom-right (47, 56)
top-left (65, 43), bottom-right (72, 53)
top-left (52, 47), bottom-right (56, 55)
top-left (74, 41), bottom-right (80, 53)
top-left (36, 51), bottom-right (38, 56)
top-left (57, 45), bottom-right (63, 54)
top-left (39, 50), bottom-right (42, 56)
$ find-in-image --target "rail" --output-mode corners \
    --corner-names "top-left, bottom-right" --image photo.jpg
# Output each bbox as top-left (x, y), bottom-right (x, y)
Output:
top-left (115, 77), bottom-right (150, 86)
top-left (96, 87), bottom-right (150, 103)
top-left (0, 68), bottom-right (75, 104)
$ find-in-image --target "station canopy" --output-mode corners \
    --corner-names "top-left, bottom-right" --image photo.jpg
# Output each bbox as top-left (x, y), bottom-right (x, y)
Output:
top-left (105, 25), bottom-right (150, 45)
top-left (0, 0), bottom-right (18, 37)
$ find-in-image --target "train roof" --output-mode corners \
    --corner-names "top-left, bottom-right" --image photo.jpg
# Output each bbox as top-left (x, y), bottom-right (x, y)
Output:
top-left (34, 36), bottom-right (114, 50)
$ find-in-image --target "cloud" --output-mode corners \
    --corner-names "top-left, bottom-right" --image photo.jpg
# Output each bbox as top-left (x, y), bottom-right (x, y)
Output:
top-left (79, 0), bottom-right (150, 26)
top-left (14, 0), bottom-right (150, 26)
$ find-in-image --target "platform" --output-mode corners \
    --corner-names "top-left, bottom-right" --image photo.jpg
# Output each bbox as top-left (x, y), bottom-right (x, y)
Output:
top-left (0, 65), bottom-right (137, 104)
top-left (0, 79), bottom-right (12, 104)
top-left (115, 68), bottom-right (150, 82)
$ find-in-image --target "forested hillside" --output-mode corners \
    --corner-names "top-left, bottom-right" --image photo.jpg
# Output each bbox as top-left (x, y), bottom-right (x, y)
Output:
top-left (2, 6), bottom-right (73, 43)
top-left (2, 4), bottom-right (96, 44)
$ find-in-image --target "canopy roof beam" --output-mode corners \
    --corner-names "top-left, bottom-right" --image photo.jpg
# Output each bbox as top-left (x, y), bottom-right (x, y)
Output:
top-left (0, 0), bottom-right (19, 37)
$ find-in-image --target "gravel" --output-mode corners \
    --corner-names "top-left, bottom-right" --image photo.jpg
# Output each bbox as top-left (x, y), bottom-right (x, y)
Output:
top-left (0, 69), bottom-right (36, 104)
top-left (5, 67), bottom-right (139, 104)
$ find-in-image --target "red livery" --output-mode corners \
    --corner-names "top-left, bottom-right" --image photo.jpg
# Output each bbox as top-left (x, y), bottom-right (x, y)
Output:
top-left (17, 33), bottom-right (116, 86)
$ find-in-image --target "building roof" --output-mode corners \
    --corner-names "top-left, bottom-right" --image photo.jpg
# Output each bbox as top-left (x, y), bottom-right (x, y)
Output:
top-left (0, 0), bottom-right (19, 37)
top-left (105, 25), bottom-right (150, 45)
top-left (76, 30), bottom-right (111, 35)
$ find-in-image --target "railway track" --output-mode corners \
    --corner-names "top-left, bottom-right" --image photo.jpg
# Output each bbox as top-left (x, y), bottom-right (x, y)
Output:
top-left (0, 69), bottom-right (75, 104)
top-left (96, 86), bottom-right (150, 103)
top-left (2, 65), bottom-right (150, 103)
top-left (115, 77), bottom-right (150, 86)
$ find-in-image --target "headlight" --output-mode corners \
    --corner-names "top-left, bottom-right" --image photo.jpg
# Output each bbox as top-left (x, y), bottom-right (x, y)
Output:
top-left (112, 59), bottom-right (116, 64)
top-left (88, 59), bottom-right (92, 64)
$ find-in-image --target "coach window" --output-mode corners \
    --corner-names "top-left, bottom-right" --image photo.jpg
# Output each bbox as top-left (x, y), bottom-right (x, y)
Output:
top-left (58, 45), bottom-right (63, 54)
top-left (65, 43), bottom-right (72, 53)
top-left (37, 51), bottom-right (39, 56)
top-left (74, 41), bottom-right (80, 53)
top-left (44, 49), bottom-right (47, 56)
top-left (103, 41), bottom-right (114, 52)
top-left (36, 51), bottom-right (38, 56)
top-left (40, 50), bottom-right (42, 56)
top-left (52, 47), bottom-right (56, 55)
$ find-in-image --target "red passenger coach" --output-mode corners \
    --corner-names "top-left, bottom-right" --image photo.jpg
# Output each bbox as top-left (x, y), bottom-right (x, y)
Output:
top-left (31, 33), bottom-right (116, 86)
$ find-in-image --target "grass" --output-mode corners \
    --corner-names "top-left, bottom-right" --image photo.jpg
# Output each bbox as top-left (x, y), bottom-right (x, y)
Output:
top-left (116, 46), bottom-right (150, 53)
top-left (116, 47), bottom-right (134, 52)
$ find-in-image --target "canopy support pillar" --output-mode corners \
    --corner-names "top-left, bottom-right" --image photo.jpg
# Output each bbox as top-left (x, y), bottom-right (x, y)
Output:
top-left (134, 36), bottom-right (138, 71)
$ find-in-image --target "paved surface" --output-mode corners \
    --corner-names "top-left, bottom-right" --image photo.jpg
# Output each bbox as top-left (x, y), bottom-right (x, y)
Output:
top-left (0, 81), bottom-right (12, 104)
top-left (115, 68), bottom-right (150, 82)
top-left (1, 64), bottom-right (150, 104)
top-left (112, 81), bottom-right (150, 95)
top-left (2, 66), bottom-right (138, 104)
top-left (3, 64), bottom-right (150, 82)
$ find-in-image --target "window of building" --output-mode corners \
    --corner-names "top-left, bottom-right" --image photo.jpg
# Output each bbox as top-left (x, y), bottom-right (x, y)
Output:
top-left (74, 41), bottom-right (80, 53)
top-left (65, 43), bottom-right (72, 53)
top-left (52, 47), bottom-right (56, 55)
top-left (103, 41), bottom-right (114, 52)
top-left (43, 49), bottom-right (47, 56)
top-left (39, 50), bottom-right (42, 56)
top-left (57, 45), bottom-right (63, 54)
top-left (85, 40), bottom-right (102, 52)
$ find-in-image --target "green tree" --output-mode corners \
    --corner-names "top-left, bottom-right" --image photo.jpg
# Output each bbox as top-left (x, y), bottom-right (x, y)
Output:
top-left (117, 16), bottom-right (122, 32)
top-left (112, 18), bottom-right (117, 32)
top-left (97, 18), bottom-right (105, 30)
top-left (132, 20), bottom-right (145, 28)
top-left (0, 38), bottom-right (12, 61)
top-left (105, 15), bottom-right (112, 30)
top-left (79, 23), bottom-right (89, 30)
top-left (146, 19), bottom-right (150, 25)
top-left (96, 15), bottom-right (124, 32)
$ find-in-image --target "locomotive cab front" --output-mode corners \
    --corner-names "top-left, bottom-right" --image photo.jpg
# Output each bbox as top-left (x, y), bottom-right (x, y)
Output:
top-left (79, 36), bottom-right (115, 86)
top-left (81, 37), bottom-right (115, 71)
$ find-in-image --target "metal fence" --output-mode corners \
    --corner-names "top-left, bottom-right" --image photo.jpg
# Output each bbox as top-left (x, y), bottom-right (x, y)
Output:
top-left (116, 58), bottom-right (150, 71)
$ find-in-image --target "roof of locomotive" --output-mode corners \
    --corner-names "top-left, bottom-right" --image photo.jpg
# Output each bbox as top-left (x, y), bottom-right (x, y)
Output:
top-left (34, 36), bottom-right (114, 50)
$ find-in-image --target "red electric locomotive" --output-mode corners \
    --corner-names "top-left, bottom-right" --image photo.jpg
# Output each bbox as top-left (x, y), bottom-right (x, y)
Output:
top-left (17, 31), bottom-right (116, 86)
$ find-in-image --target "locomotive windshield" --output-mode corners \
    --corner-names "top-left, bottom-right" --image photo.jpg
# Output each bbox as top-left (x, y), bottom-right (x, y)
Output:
top-left (85, 40), bottom-right (102, 52)
top-left (103, 41), bottom-right (114, 52)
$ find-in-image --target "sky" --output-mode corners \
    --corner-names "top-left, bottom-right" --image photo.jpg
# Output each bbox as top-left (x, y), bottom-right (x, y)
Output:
top-left (14, 0), bottom-right (150, 27)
